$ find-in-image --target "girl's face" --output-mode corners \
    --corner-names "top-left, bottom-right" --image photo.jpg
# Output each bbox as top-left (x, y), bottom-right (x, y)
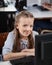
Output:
top-left (16, 17), bottom-right (34, 38)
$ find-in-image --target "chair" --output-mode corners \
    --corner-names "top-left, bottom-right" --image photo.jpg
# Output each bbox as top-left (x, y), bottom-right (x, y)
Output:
top-left (0, 32), bottom-right (8, 54)
top-left (0, 32), bottom-right (9, 61)
top-left (41, 29), bottom-right (52, 34)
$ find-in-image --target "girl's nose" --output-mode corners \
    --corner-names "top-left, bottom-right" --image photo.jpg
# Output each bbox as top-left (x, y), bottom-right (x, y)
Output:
top-left (27, 27), bottom-right (31, 30)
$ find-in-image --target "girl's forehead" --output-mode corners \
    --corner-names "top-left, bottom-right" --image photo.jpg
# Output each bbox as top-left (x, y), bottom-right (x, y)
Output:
top-left (19, 17), bottom-right (34, 23)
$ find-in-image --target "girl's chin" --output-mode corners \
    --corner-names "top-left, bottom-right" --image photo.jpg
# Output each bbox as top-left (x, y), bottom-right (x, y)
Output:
top-left (23, 34), bottom-right (30, 37)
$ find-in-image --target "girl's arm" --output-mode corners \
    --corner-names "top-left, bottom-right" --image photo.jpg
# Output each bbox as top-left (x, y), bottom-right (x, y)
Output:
top-left (22, 48), bottom-right (35, 53)
top-left (3, 48), bottom-right (35, 61)
top-left (3, 52), bottom-right (26, 61)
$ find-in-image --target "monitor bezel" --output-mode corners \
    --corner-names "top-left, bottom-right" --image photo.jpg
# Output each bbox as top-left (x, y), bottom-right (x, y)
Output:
top-left (35, 33), bottom-right (52, 65)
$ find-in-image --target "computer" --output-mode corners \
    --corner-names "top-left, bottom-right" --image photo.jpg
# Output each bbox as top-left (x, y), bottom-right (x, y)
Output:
top-left (50, 0), bottom-right (52, 4)
top-left (15, 0), bottom-right (27, 11)
top-left (0, 0), bottom-right (7, 7)
top-left (35, 33), bottom-right (52, 65)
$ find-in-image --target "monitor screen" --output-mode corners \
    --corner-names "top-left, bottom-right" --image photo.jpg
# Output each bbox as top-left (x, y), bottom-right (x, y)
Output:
top-left (50, 0), bottom-right (52, 4)
top-left (0, 0), bottom-right (8, 7)
top-left (35, 33), bottom-right (52, 65)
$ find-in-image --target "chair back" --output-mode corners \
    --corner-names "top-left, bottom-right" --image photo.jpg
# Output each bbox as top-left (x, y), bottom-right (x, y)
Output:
top-left (0, 32), bottom-right (8, 54)
top-left (41, 29), bottom-right (52, 34)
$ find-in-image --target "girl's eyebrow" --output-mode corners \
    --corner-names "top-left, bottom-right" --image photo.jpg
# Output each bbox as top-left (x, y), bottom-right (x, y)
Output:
top-left (23, 24), bottom-right (27, 26)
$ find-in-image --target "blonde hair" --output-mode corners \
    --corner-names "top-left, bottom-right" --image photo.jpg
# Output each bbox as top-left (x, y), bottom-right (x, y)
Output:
top-left (12, 11), bottom-right (34, 52)
top-left (14, 11), bottom-right (34, 28)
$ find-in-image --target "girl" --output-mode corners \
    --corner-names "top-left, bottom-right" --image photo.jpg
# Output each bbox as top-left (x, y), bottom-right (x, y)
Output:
top-left (2, 11), bottom-right (39, 61)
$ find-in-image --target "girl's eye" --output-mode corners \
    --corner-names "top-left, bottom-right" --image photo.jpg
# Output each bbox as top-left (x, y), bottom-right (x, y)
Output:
top-left (30, 25), bottom-right (33, 27)
top-left (23, 25), bottom-right (27, 27)
top-left (23, 25), bottom-right (33, 27)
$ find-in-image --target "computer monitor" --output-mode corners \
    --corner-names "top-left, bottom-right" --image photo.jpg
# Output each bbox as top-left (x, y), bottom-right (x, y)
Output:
top-left (0, 0), bottom-right (7, 7)
top-left (15, 0), bottom-right (27, 11)
top-left (35, 33), bottom-right (52, 65)
top-left (50, 0), bottom-right (52, 4)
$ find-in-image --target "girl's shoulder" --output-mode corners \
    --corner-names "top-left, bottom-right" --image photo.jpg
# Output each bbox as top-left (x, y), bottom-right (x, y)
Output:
top-left (7, 30), bottom-right (15, 39)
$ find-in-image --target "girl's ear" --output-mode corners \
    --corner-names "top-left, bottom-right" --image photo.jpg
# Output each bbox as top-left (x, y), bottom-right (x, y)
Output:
top-left (16, 22), bottom-right (19, 29)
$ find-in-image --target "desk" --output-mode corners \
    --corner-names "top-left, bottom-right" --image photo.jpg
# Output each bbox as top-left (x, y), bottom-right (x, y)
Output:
top-left (0, 4), bottom-right (17, 32)
top-left (0, 4), bottom-right (17, 12)
top-left (26, 6), bottom-right (52, 19)
top-left (0, 56), bottom-right (34, 65)
top-left (10, 56), bottom-right (34, 65)
top-left (0, 61), bottom-right (12, 65)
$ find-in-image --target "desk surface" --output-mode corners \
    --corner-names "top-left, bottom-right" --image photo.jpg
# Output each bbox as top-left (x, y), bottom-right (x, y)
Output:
top-left (0, 61), bottom-right (12, 65)
top-left (0, 4), bottom-right (17, 12)
top-left (25, 6), bottom-right (52, 19)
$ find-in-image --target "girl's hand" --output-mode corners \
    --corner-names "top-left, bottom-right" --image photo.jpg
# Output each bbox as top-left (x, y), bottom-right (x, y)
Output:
top-left (21, 48), bottom-right (35, 56)
top-left (21, 49), bottom-right (30, 52)
top-left (21, 48), bottom-right (35, 53)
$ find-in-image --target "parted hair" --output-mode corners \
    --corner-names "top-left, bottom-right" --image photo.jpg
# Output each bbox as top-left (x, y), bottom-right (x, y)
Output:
top-left (12, 11), bottom-right (34, 52)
